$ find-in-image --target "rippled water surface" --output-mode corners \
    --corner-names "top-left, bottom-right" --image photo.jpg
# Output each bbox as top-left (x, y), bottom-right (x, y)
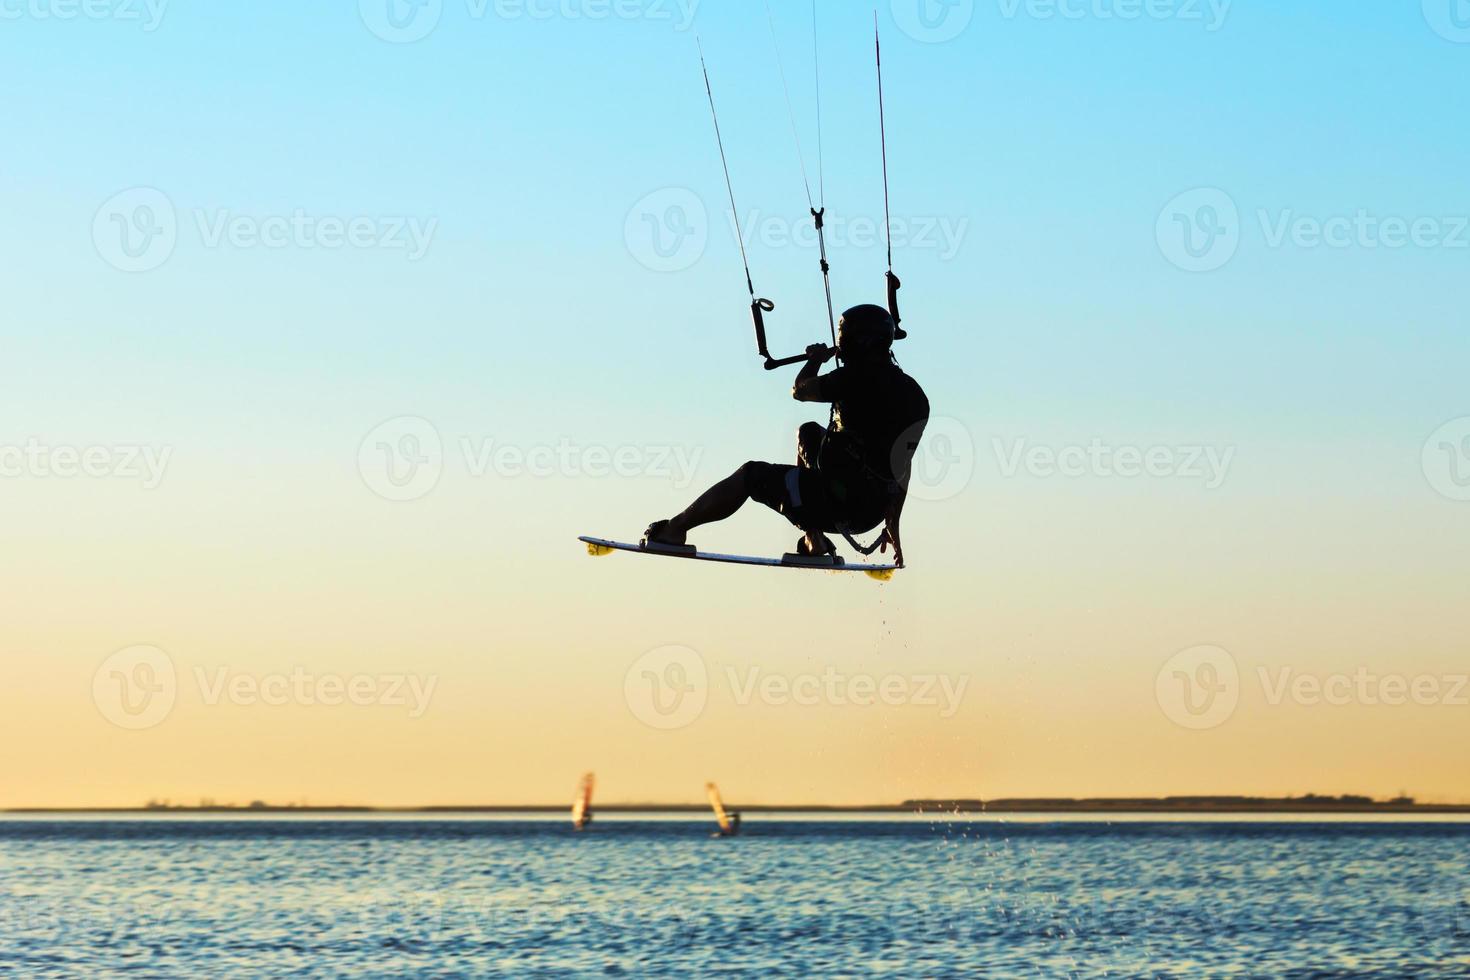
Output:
top-left (2, 819), bottom-right (1467, 977)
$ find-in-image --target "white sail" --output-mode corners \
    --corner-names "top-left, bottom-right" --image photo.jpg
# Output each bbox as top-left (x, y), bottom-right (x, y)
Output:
top-left (706, 782), bottom-right (734, 835)
top-left (571, 773), bottom-right (595, 830)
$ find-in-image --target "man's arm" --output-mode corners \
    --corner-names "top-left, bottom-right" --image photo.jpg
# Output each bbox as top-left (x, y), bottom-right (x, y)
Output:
top-left (792, 344), bottom-right (837, 402)
top-left (880, 488), bottom-right (907, 567)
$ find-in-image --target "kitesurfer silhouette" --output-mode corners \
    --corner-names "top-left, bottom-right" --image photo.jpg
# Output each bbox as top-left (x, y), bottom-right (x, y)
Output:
top-left (645, 304), bottom-right (928, 566)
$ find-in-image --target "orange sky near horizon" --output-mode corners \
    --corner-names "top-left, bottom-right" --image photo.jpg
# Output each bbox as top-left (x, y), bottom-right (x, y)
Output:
top-left (3, 442), bottom-right (1467, 810)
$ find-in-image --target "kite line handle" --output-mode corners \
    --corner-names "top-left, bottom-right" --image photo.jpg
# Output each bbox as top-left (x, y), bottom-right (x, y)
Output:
top-left (751, 297), bottom-right (777, 361)
top-left (887, 270), bottom-right (906, 341)
top-left (763, 350), bottom-right (820, 371)
top-left (751, 299), bottom-right (821, 369)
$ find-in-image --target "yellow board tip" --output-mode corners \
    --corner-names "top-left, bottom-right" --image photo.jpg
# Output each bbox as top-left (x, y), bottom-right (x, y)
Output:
top-left (586, 543), bottom-right (616, 557)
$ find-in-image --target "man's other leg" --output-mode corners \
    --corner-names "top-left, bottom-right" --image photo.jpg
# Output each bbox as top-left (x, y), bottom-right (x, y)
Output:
top-left (797, 422), bottom-right (826, 470)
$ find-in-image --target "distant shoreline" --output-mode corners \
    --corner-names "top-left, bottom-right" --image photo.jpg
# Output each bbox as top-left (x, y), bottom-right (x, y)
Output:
top-left (8, 798), bottom-right (1469, 816)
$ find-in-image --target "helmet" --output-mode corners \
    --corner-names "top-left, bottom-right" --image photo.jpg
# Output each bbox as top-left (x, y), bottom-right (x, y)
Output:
top-left (837, 304), bottom-right (896, 362)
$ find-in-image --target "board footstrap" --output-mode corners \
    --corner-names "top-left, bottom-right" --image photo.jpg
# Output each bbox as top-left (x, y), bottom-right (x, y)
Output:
top-left (780, 553), bottom-right (846, 569)
top-left (641, 540), bottom-right (698, 557)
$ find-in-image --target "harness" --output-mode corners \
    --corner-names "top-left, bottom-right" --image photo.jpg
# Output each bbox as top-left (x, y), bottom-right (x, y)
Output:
top-left (820, 391), bottom-right (912, 557)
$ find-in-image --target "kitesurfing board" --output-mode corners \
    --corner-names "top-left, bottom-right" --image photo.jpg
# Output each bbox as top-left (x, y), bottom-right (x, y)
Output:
top-left (578, 536), bottom-right (898, 581)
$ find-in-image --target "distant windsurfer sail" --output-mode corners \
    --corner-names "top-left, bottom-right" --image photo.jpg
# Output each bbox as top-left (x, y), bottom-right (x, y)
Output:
top-left (707, 782), bottom-right (741, 838)
top-left (571, 773), bottom-right (594, 831)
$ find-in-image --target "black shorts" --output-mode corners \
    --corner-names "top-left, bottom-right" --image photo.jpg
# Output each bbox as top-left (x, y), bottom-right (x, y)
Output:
top-left (743, 461), bottom-right (888, 535)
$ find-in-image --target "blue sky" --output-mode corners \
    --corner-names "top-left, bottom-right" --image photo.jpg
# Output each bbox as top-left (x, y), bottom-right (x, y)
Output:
top-left (5, 2), bottom-right (1466, 444)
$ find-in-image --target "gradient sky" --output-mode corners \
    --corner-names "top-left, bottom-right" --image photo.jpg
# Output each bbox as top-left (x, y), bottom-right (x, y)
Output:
top-left (2, 2), bottom-right (1468, 808)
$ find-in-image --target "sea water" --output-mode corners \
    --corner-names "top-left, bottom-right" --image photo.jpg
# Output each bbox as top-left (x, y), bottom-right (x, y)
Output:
top-left (1, 818), bottom-right (1467, 977)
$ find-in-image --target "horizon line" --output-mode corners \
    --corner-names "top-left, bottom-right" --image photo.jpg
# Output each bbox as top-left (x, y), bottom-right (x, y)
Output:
top-left (8, 793), bottom-right (1470, 815)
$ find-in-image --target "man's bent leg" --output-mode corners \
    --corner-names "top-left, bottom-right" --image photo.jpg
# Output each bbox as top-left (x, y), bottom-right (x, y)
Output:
top-left (649, 461), bottom-right (801, 546)
top-left (664, 464), bottom-right (759, 538)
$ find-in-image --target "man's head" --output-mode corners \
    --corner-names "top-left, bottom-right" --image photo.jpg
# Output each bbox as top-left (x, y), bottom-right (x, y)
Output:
top-left (837, 304), bottom-right (897, 363)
